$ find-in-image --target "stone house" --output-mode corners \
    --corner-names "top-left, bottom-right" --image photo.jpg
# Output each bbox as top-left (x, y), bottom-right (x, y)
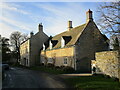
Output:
top-left (20, 24), bottom-right (49, 67)
top-left (41, 10), bottom-right (109, 73)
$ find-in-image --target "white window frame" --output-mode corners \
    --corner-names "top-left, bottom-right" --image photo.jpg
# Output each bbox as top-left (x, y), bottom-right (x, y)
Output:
top-left (64, 57), bottom-right (68, 64)
top-left (48, 58), bottom-right (53, 63)
top-left (61, 37), bottom-right (65, 48)
top-left (49, 40), bottom-right (53, 49)
top-left (43, 44), bottom-right (45, 50)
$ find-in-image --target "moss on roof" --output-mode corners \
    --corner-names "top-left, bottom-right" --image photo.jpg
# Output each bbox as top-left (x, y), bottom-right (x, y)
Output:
top-left (47, 23), bottom-right (86, 50)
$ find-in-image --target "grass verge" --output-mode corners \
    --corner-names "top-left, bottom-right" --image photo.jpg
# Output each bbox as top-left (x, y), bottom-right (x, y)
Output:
top-left (29, 66), bottom-right (67, 74)
top-left (65, 75), bottom-right (120, 89)
top-left (12, 65), bottom-right (72, 74)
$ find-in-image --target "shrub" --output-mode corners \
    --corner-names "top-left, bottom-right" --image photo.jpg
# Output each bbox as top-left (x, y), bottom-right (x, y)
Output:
top-left (47, 63), bottom-right (54, 68)
top-left (104, 74), bottom-right (111, 78)
top-left (62, 66), bottom-right (75, 73)
top-left (55, 66), bottom-right (60, 69)
top-left (60, 65), bottom-right (65, 69)
top-left (112, 77), bottom-right (119, 82)
top-left (40, 63), bottom-right (44, 66)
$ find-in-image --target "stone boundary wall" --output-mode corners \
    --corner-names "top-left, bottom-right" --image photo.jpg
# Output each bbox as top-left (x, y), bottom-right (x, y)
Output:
top-left (95, 51), bottom-right (120, 81)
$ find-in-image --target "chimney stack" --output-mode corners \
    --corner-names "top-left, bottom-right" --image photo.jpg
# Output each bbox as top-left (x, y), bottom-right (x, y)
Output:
top-left (86, 9), bottom-right (93, 22)
top-left (38, 23), bottom-right (43, 32)
top-left (30, 31), bottom-right (34, 37)
top-left (68, 21), bottom-right (73, 31)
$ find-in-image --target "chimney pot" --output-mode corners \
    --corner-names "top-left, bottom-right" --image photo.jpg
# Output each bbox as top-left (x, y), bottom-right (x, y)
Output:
top-left (30, 31), bottom-right (34, 37)
top-left (86, 9), bottom-right (93, 22)
top-left (38, 23), bottom-right (43, 32)
top-left (68, 21), bottom-right (73, 31)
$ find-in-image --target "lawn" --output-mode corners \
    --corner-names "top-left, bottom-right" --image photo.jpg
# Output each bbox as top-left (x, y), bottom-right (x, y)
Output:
top-left (65, 75), bottom-right (120, 89)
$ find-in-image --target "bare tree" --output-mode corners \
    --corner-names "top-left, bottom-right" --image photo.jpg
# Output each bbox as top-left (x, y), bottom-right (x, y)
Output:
top-left (1, 37), bottom-right (11, 62)
top-left (21, 34), bottom-right (29, 42)
top-left (113, 37), bottom-right (119, 50)
top-left (10, 31), bottom-right (28, 62)
top-left (97, 2), bottom-right (120, 35)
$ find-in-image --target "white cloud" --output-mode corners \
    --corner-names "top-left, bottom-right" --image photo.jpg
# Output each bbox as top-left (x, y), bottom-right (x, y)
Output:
top-left (3, 0), bottom-right (119, 2)
top-left (0, 22), bottom-right (17, 38)
top-left (35, 3), bottom-right (86, 36)
top-left (0, 3), bottom-right (37, 38)
top-left (0, 16), bottom-right (34, 32)
top-left (0, 2), bottom-right (90, 38)
top-left (0, 2), bottom-right (29, 15)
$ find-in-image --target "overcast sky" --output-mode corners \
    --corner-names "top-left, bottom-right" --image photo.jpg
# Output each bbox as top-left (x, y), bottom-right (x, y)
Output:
top-left (0, 2), bottom-right (106, 38)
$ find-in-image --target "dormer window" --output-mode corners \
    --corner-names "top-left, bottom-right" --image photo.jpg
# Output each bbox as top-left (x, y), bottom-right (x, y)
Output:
top-left (61, 36), bottom-right (72, 48)
top-left (43, 44), bottom-right (45, 50)
top-left (49, 40), bottom-right (53, 49)
top-left (49, 40), bottom-right (58, 49)
top-left (61, 37), bottom-right (65, 48)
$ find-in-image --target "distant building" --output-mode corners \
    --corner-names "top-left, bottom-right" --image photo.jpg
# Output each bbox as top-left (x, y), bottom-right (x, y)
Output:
top-left (20, 24), bottom-right (49, 67)
top-left (41, 10), bottom-right (109, 73)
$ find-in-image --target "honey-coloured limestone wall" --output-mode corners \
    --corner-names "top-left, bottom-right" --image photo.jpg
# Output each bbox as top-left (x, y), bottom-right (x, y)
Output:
top-left (41, 47), bottom-right (75, 68)
top-left (95, 51), bottom-right (120, 81)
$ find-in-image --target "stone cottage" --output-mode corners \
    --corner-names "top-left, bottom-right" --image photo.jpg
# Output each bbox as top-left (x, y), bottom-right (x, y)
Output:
top-left (41, 10), bottom-right (109, 73)
top-left (20, 24), bottom-right (49, 67)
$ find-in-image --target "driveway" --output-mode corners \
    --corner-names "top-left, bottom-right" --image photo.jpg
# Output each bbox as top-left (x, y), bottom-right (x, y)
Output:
top-left (2, 67), bottom-right (71, 89)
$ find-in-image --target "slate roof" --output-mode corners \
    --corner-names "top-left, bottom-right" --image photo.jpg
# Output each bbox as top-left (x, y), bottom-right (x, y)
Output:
top-left (46, 23), bottom-right (86, 50)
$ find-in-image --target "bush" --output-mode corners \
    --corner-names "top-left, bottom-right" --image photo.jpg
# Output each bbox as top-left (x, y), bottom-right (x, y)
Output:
top-left (60, 65), bottom-right (65, 69)
top-left (40, 63), bottom-right (44, 66)
top-left (55, 66), bottom-right (60, 69)
top-left (104, 74), bottom-right (111, 78)
top-left (46, 63), bottom-right (54, 68)
top-left (62, 66), bottom-right (75, 73)
top-left (112, 77), bottom-right (119, 82)
top-left (103, 75), bottom-right (119, 82)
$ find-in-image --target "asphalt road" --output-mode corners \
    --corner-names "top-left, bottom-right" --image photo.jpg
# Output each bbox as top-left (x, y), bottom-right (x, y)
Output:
top-left (2, 67), bottom-right (70, 89)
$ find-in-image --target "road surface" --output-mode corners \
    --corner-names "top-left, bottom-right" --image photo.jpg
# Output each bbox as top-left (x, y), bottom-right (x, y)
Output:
top-left (2, 67), bottom-right (70, 89)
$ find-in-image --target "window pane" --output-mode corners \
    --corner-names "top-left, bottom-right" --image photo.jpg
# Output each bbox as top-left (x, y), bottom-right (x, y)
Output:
top-left (64, 57), bottom-right (67, 64)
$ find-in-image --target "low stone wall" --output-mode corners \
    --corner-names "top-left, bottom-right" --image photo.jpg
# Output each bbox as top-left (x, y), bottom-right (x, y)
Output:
top-left (95, 51), bottom-right (120, 81)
